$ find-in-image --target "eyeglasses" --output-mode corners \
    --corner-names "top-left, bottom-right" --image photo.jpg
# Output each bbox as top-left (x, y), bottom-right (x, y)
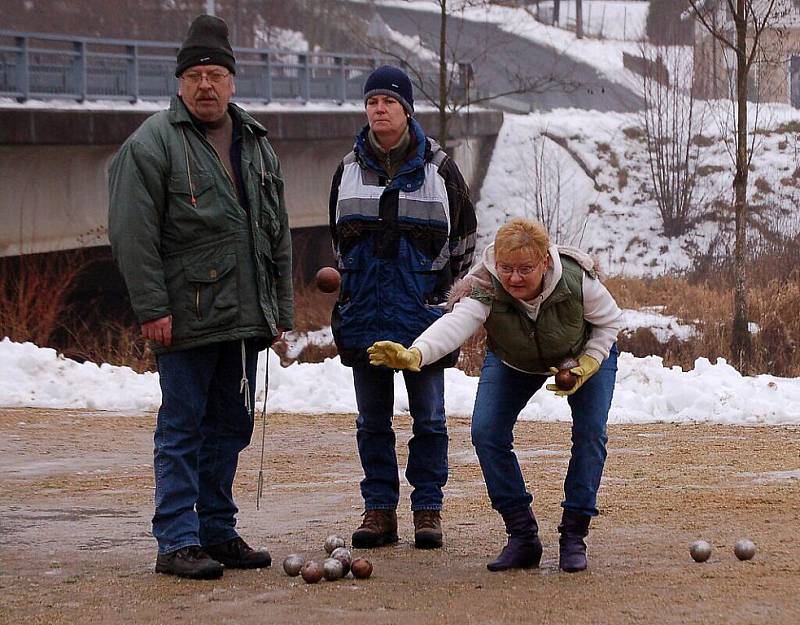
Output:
top-left (496, 262), bottom-right (544, 277)
top-left (180, 70), bottom-right (230, 86)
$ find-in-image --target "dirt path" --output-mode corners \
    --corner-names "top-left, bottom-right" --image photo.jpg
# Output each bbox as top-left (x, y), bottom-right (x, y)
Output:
top-left (1, 408), bottom-right (799, 625)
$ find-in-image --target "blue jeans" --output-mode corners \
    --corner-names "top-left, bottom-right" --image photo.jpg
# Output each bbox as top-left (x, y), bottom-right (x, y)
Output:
top-left (153, 339), bottom-right (258, 554)
top-left (471, 345), bottom-right (618, 517)
top-left (352, 363), bottom-right (448, 511)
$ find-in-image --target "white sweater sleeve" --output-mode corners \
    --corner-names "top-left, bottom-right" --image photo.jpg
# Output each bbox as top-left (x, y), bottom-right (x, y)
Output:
top-left (582, 276), bottom-right (624, 363)
top-left (411, 298), bottom-right (490, 366)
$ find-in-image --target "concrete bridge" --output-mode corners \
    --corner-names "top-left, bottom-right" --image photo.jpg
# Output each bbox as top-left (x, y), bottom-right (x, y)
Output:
top-left (0, 105), bottom-right (502, 266)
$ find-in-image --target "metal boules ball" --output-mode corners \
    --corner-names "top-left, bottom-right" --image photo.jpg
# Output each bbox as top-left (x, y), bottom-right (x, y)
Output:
top-left (350, 557), bottom-right (373, 579)
top-left (324, 534), bottom-right (346, 554)
top-left (300, 560), bottom-right (324, 584)
top-left (282, 554), bottom-right (305, 576)
top-left (322, 557), bottom-right (345, 581)
top-left (734, 539), bottom-right (756, 561)
top-left (689, 540), bottom-right (712, 563)
top-left (331, 546), bottom-right (352, 575)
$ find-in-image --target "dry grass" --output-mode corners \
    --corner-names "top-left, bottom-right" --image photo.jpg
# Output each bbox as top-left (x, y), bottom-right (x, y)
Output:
top-left (606, 273), bottom-right (800, 377)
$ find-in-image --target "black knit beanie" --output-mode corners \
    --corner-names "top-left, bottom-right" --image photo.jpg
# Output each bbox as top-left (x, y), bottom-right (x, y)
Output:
top-left (175, 15), bottom-right (236, 77)
top-left (363, 65), bottom-right (414, 115)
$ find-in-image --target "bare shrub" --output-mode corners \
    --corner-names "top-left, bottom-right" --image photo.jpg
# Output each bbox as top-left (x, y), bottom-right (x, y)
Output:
top-left (0, 250), bottom-right (92, 346)
top-left (640, 41), bottom-right (706, 237)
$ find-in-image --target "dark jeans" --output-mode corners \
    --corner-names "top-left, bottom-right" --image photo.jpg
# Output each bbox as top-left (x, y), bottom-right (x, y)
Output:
top-left (152, 339), bottom-right (258, 554)
top-left (352, 362), bottom-right (448, 511)
top-left (471, 345), bottom-right (618, 517)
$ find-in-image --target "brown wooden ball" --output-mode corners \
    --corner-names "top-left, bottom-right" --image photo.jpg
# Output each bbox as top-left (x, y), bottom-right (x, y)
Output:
top-left (350, 557), bottom-right (373, 579)
top-left (554, 369), bottom-right (577, 391)
top-left (300, 560), bottom-right (323, 583)
top-left (315, 267), bottom-right (341, 293)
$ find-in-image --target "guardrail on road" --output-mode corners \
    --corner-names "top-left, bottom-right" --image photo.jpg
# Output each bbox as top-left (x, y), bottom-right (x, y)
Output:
top-left (0, 30), bottom-right (393, 103)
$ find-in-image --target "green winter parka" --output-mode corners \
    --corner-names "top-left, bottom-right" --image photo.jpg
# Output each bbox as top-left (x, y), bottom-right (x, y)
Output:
top-left (108, 97), bottom-right (293, 353)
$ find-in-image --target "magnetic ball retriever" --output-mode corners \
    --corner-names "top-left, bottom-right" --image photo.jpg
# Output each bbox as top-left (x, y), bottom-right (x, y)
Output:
top-left (315, 267), bottom-right (341, 293)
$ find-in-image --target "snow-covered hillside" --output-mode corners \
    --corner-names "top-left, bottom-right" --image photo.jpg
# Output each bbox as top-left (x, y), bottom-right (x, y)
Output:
top-left (477, 104), bottom-right (800, 276)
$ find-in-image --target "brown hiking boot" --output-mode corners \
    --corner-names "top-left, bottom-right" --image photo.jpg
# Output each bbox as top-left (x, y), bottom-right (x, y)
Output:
top-left (351, 509), bottom-right (398, 548)
top-left (413, 509), bottom-right (443, 549)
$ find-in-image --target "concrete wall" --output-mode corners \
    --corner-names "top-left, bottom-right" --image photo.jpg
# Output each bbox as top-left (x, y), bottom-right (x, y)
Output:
top-left (0, 107), bottom-right (502, 257)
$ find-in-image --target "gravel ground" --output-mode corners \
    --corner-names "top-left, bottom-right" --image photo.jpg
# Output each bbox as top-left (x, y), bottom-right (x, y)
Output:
top-left (1, 408), bottom-right (799, 625)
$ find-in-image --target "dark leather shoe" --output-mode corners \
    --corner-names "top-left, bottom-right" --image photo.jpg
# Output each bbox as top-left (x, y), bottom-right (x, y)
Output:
top-left (413, 509), bottom-right (443, 549)
top-left (205, 537), bottom-right (271, 569)
top-left (352, 509), bottom-right (399, 548)
top-left (155, 546), bottom-right (223, 579)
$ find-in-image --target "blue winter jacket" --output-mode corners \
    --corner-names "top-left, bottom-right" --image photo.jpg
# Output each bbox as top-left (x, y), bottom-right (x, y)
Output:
top-left (328, 118), bottom-right (477, 366)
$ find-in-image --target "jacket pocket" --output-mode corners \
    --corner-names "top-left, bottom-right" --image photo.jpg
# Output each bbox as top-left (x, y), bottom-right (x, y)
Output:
top-left (168, 171), bottom-right (224, 229)
top-left (183, 253), bottom-right (238, 329)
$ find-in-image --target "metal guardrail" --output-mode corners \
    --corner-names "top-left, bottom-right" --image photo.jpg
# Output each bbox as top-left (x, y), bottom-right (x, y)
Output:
top-left (0, 30), bottom-right (394, 103)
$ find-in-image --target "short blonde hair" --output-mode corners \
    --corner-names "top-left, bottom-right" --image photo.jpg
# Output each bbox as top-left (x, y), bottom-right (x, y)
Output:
top-left (494, 218), bottom-right (550, 261)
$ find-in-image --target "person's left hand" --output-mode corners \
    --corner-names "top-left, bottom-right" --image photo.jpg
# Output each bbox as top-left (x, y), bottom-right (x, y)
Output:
top-left (546, 354), bottom-right (600, 397)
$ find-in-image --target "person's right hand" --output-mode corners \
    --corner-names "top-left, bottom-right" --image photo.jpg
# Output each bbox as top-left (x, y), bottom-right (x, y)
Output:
top-left (368, 341), bottom-right (422, 372)
top-left (141, 315), bottom-right (173, 346)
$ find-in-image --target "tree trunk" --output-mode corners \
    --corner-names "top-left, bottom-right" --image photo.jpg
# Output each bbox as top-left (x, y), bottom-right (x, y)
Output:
top-left (732, 0), bottom-right (752, 368)
top-left (553, 0), bottom-right (561, 25)
top-left (576, 0), bottom-right (584, 39)
top-left (438, 0), bottom-right (449, 149)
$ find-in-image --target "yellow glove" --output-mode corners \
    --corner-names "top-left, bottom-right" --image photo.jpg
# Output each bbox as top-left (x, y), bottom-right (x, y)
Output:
top-left (368, 341), bottom-right (422, 372)
top-left (545, 354), bottom-right (600, 397)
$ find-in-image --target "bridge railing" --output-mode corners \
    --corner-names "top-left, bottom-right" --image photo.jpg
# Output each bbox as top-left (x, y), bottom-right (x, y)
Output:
top-left (0, 30), bottom-right (394, 103)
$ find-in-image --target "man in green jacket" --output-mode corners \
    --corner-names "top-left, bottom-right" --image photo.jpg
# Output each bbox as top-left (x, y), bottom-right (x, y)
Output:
top-left (107, 15), bottom-right (293, 580)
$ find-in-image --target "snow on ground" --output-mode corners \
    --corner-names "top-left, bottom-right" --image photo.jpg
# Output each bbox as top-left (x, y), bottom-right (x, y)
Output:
top-left (621, 307), bottom-right (697, 342)
top-left (3, 338), bottom-right (799, 425)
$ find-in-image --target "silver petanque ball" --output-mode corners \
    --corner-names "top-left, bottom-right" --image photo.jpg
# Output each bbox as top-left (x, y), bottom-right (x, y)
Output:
top-left (331, 546), bottom-right (352, 575)
top-left (690, 540), bottom-right (712, 563)
top-left (282, 554), bottom-right (305, 576)
top-left (324, 534), bottom-right (346, 554)
top-left (322, 557), bottom-right (345, 580)
top-left (734, 539), bottom-right (756, 561)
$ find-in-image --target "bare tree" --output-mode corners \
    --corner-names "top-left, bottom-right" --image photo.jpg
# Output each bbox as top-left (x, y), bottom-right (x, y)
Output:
top-left (521, 134), bottom-right (589, 246)
top-left (687, 0), bottom-right (780, 368)
top-left (639, 42), bottom-right (706, 237)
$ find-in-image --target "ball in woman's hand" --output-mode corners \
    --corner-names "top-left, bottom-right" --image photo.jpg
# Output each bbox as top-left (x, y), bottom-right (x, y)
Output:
top-left (554, 369), bottom-right (577, 391)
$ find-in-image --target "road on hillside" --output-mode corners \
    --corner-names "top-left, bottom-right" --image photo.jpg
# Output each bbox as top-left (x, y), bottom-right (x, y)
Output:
top-left (363, 3), bottom-right (642, 113)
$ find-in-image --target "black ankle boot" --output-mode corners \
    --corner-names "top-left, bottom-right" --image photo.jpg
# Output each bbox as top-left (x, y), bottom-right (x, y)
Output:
top-left (558, 509), bottom-right (591, 572)
top-left (487, 507), bottom-right (543, 572)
